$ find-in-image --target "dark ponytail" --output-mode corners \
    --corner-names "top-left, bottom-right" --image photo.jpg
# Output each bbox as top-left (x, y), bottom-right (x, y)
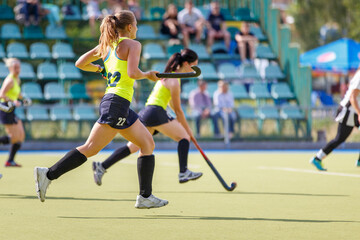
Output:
top-left (164, 48), bottom-right (198, 73)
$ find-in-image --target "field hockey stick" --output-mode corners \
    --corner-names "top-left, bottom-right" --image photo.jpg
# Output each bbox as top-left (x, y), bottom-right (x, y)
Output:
top-left (0, 101), bottom-right (15, 113)
top-left (156, 66), bottom-right (201, 78)
top-left (193, 141), bottom-right (237, 191)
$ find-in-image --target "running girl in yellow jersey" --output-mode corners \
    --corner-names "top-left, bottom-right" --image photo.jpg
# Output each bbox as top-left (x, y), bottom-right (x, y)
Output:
top-left (34, 10), bottom-right (168, 208)
top-left (0, 58), bottom-right (26, 167)
top-left (92, 48), bottom-right (203, 185)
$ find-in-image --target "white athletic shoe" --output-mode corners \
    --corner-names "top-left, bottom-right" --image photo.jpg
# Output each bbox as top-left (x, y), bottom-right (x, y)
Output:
top-left (135, 194), bottom-right (169, 209)
top-left (178, 169), bottom-right (203, 183)
top-left (92, 161), bottom-right (106, 186)
top-left (34, 167), bottom-right (51, 202)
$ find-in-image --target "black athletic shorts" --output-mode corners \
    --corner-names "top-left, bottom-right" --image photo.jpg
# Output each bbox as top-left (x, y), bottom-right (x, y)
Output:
top-left (138, 105), bottom-right (174, 127)
top-left (0, 108), bottom-right (18, 124)
top-left (97, 93), bottom-right (138, 129)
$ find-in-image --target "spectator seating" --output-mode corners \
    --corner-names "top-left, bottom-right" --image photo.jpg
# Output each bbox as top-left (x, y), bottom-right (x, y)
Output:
top-left (150, 7), bottom-right (165, 21)
top-left (257, 105), bottom-right (280, 133)
top-left (50, 105), bottom-right (73, 121)
top-left (198, 62), bottom-right (218, 81)
top-left (256, 45), bottom-right (276, 60)
top-left (249, 82), bottom-right (271, 99)
top-left (1, 23), bottom-right (21, 39)
top-left (250, 25), bottom-right (267, 41)
top-left (21, 82), bottom-right (43, 100)
top-left (280, 104), bottom-right (306, 136)
top-left (44, 82), bottom-right (68, 100)
top-left (7, 42), bottom-right (29, 59)
top-left (211, 42), bottom-right (232, 60)
top-left (143, 43), bottom-right (166, 60)
top-left (0, 5), bottom-right (14, 20)
top-left (30, 42), bottom-right (52, 60)
top-left (52, 42), bottom-right (75, 59)
top-left (181, 82), bottom-right (198, 100)
top-left (206, 82), bottom-right (218, 97)
top-left (231, 84), bottom-right (248, 99)
top-left (265, 65), bottom-right (286, 80)
top-left (19, 62), bottom-right (36, 80)
top-left (45, 25), bottom-right (68, 39)
top-left (151, 62), bottom-right (166, 72)
top-left (217, 62), bottom-right (239, 79)
top-left (234, 7), bottom-right (257, 22)
top-left (73, 105), bottom-right (97, 121)
top-left (221, 8), bottom-right (233, 21)
top-left (271, 82), bottom-right (295, 99)
top-left (0, 44), bottom-right (5, 58)
top-left (27, 105), bottom-right (49, 121)
top-left (227, 26), bottom-right (239, 40)
top-left (58, 62), bottom-right (82, 81)
top-left (23, 26), bottom-right (44, 39)
top-left (37, 62), bottom-right (59, 80)
top-left (63, 5), bottom-right (82, 21)
top-left (0, 62), bottom-right (9, 79)
top-left (167, 44), bottom-right (184, 57)
top-left (239, 64), bottom-right (261, 80)
top-left (137, 25), bottom-right (157, 40)
top-left (189, 44), bottom-right (210, 60)
top-left (69, 83), bottom-right (90, 100)
top-left (14, 106), bottom-right (26, 121)
top-left (238, 104), bottom-right (257, 120)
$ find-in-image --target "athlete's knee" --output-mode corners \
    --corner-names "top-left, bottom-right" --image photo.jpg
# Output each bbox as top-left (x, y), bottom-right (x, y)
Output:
top-left (77, 144), bottom-right (99, 158)
top-left (127, 142), bottom-right (140, 153)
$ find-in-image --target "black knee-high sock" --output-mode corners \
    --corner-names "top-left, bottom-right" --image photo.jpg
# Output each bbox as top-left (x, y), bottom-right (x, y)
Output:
top-left (7, 142), bottom-right (21, 162)
top-left (178, 139), bottom-right (189, 173)
top-left (102, 145), bottom-right (131, 169)
top-left (0, 135), bottom-right (10, 145)
top-left (137, 155), bottom-right (154, 198)
top-left (47, 149), bottom-right (87, 180)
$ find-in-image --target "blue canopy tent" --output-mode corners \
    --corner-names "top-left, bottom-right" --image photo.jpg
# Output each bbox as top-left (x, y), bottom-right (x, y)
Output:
top-left (300, 38), bottom-right (360, 74)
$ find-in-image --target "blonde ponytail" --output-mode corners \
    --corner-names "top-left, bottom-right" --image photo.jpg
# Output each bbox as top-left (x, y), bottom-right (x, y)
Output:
top-left (3, 58), bottom-right (20, 68)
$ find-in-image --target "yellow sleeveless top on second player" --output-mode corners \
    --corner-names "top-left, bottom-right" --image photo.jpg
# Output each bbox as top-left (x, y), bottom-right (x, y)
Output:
top-left (5, 74), bottom-right (21, 101)
top-left (146, 78), bottom-right (181, 110)
top-left (103, 37), bottom-right (135, 102)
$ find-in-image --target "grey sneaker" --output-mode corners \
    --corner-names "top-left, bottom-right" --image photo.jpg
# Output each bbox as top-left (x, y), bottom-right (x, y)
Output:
top-left (92, 161), bottom-right (106, 186)
top-left (178, 169), bottom-right (203, 183)
top-left (135, 194), bottom-right (169, 209)
top-left (34, 167), bottom-right (51, 202)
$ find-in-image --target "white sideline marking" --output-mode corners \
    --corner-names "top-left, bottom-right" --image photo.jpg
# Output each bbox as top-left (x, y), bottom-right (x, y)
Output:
top-left (259, 166), bottom-right (360, 178)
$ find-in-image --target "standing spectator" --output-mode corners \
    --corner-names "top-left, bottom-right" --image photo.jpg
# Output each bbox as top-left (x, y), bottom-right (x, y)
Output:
top-left (81, 0), bottom-right (103, 37)
top-left (128, 0), bottom-right (142, 20)
top-left (178, 0), bottom-right (205, 47)
top-left (160, 4), bottom-right (181, 45)
top-left (189, 80), bottom-right (220, 137)
top-left (235, 22), bottom-right (258, 63)
top-left (213, 80), bottom-right (237, 138)
top-left (206, 1), bottom-right (231, 50)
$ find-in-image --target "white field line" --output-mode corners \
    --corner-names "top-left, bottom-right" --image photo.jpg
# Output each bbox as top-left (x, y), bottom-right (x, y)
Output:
top-left (259, 166), bottom-right (360, 178)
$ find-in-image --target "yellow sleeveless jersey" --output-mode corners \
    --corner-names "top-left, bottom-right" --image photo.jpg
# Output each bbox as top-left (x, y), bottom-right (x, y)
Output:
top-left (103, 37), bottom-right (135, 102)
top-left (146, 78), bottom-right (181, 110)
top-left (5, 74), bottom-right (21, 101)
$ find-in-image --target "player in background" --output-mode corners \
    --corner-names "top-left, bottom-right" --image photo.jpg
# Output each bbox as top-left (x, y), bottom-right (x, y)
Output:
top-left (310, 68), bottom-right (360, 170)
top-left (34, 10), bottom-right (168, 209)
top-left (92, 48), bottom-right (203, 186)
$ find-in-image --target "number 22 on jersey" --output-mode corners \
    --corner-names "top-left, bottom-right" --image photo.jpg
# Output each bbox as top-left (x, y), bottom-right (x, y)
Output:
top-left (107, 71), bottom-right (121, 87)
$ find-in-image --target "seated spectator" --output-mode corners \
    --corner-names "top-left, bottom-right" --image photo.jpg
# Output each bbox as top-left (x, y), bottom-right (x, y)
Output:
top-left (103, 0), bottom-right (127, 15)
top-left (14, 0), bottom-right (49, 26)
top-left (160, 4), bottom-right (181, 45)
top-left (178, 0), bottom-right (205, 47)
top-left (206, 1), bottom-right (231, 50)
top-left (189, 80), bottom-right (220, 137)
top-left (235, 22), bottom-right (258, 63)
top-left (42, 3), bottom-right (61, 26)
top-left (128, 0), bottom-right (142, 20)
top-left (213, 80), bottom-right (237, 138)
top-left (81, 0), bottom-right (103, 37)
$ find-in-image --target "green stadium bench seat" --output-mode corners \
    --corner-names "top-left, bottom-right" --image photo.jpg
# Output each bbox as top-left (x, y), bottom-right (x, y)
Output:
top-left (271, 82), bottom-right (294, 99)
top-left (137, 25), bottom-right (157, 40)
top-left (0, 62), bottom-right (9, 79)
top-left (189, 44), bottom-right (210, 60)
top-left (37, 62), bottom-right (59, 80)
top-left (63, 5), bottom-right (82, 21)
top-left (7, 42), bottom-right (29, 59)
top-left (50, 105), bottom-right (73, 120)
top-left (44, 82), bottom-right (68, 100)
top-left (26, 105), bottom-right (49, 121)
top-left (0, 44), bottom-right (5, 58)
top-left (231, 84), bottom-right (248, 99)
top-left (181, 82), bottom-right (198, 100)
top-left (14, 106), bottom-right (26, 121)
top-left (257, 105), bottom-right (280, 133)
top-left (0, 5), bottom-right (14, 20)
top-left (19, 62), bottom-right (35, 81)
top-left (52, 42), bottom-right (75, 59)
top-left (150, 7), bottom-right (165, 20)
top-left (211, 42), bottom-right (232, 60)
top-left (256, 45), bottom-right (276, 59)
top-left (69, 83), bottom-right (90, 100)
top-left (45, 25), bottom-right (68, 39)
top-left (206, 82), bottom-right (218, 97)
top-left (227, 26), bottom-right (239, 40)
top-left (167, 44), bottom-right (184, 57)
top-left (250, 25), bottom-right (267, 41)
top-left (59, 62), bottom-right (82, 81)
top-left (1, 23), bottom-right (21, 39)
top-left (238, 104), bottom-right (257, 119)
top-left (151, 62), bottom-right (167, 72)
top-left (73, 105), bottom-right (97, 121)
top-left (23, 25), bottom-right (45, 39)
top-left (249, 82), bottom-right (271, 99)
top-left (21, 82), bottom-right (43, 100)
top-left (221, 8), bottom-right (233, 20)
top-left (239, 64), bottom-right (261, 80)
top-left (280, 104), bottom-right (305, 120)
top-left (234, 8), bottom-right (257, 22)
top-left (198, 63), bottom-right (218, 81)
top-left (217, 63), bottom-right (239, 79)
top-left (30, 42), bottom-right (51, 59)
top-left (265, 65), bottom-right (286, 80)
top-left (143, 43), bottom-right (166, 60)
